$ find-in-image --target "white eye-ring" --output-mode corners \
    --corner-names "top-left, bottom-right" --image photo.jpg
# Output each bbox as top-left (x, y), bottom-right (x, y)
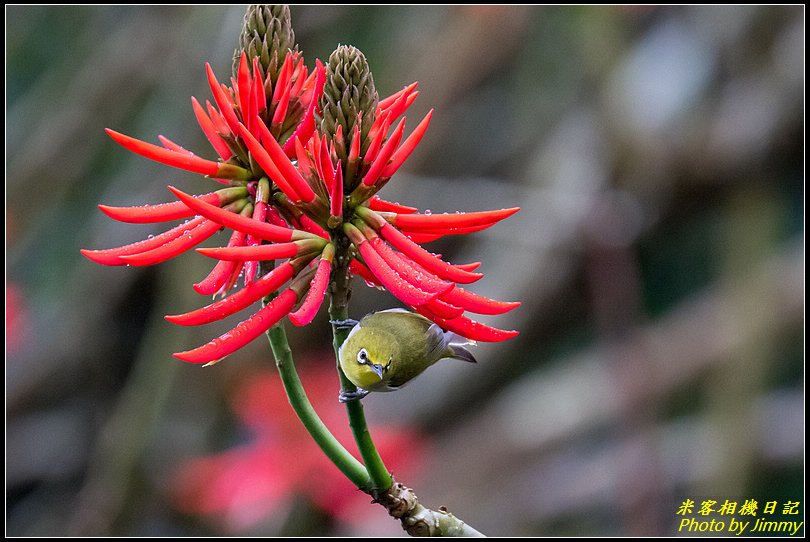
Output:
top-left (357, 348), bottom-right (369, 364)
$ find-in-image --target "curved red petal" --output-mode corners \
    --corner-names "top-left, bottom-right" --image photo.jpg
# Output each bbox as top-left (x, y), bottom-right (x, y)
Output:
top-left (193, 227), bottom-right (248, 295)
top-left (98, 190), bottom-right (238, 224)
top-left (81, 216), bottom-right (208, 266)
top-left (375, 221), bottom-right (483, 284)
top-left (106, 129), bottom-right (220, 177)
top-left (173, 289), bottom-right (298, 364)
top-left (119, 219), bottom-right (222, 266)
top-left (415, 310), bottom-right (519, 342)
top-left (288, 257), bottom-right (332, 326)
top-left (168, 186), bottom-right (305, 243)
top-left (390, 207), bottom-right (520, 230)
top-left (167, 262), bottom-right (296, 326)
top-left (197, 242), bottom-right (302, 261)
top-left (439, 287), bottom-right (521, 315)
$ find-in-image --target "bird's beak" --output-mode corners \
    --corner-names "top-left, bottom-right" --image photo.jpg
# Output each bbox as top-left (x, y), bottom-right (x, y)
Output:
top-left (370, 363), bottom-right (385, 380)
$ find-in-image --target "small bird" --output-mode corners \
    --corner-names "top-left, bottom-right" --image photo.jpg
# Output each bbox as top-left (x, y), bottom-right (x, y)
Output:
top-left (337, 309), bottom-right (477, 402)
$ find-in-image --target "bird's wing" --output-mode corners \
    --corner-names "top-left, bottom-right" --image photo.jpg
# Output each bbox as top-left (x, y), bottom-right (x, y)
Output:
top-left (424, 322), bottom-right (451, 361)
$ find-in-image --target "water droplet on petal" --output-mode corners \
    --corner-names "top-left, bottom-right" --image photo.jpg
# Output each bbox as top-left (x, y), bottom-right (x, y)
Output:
top-left (147, 234), bottom-right (155, 240)
top-left (424, 209), bottom-right (432, 215)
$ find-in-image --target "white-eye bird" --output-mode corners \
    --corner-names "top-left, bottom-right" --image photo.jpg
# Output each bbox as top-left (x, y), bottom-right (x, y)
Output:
top-left (337, 309), bottom-right (477, 402)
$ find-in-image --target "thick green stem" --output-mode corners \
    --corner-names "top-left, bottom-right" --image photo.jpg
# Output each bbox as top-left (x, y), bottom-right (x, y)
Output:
top-left (330, 232), bottom-right (393, 491)
top-left (265, 323), bottom-right (372, 490)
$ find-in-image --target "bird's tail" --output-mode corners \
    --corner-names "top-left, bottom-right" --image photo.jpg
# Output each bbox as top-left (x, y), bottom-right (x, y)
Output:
top-left (449, 344), bottom-right (477, 363)
top-left (446, 332), bottom-right (477, 363)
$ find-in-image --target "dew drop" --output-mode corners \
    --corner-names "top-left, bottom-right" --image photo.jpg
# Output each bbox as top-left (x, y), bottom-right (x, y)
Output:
top-left (424, 209), bottom-right (432, 215)
top-left (147, 234), bottom-right (155, 240)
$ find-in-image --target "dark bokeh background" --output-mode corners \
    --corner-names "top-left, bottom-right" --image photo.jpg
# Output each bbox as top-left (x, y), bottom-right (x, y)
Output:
top-left (6, 5), bottom-right (804, 536)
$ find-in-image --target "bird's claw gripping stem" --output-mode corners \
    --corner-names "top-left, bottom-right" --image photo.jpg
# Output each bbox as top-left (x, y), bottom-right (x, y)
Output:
top-left (339, 388), bottom-right (370, 403)
top-left (330, 318), bottom-right (359, 330)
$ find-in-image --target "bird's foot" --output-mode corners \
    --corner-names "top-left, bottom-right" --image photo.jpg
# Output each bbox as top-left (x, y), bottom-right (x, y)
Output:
top-left (330, 318), bottom-right (359, 331)
top-left (339, 388), bottom-right (370, 403)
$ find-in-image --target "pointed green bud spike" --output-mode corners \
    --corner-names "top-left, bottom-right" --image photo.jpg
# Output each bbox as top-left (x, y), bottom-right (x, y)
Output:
top-left (319, 45), bottom-right (379, 165)
top-left (233, 4), bottom-right (298, 82)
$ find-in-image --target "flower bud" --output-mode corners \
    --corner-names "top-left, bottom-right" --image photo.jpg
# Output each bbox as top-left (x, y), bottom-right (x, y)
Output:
top-left (233, 4), bottom-right (297, 82)
top-left (319, 45), bottom-right (379, 166)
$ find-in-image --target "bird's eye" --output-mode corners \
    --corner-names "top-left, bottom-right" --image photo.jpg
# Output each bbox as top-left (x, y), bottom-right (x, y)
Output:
top-left (357, 348), bottom-right (368, 364)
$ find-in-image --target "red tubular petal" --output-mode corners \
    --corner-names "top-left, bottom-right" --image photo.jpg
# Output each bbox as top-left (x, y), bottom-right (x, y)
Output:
top-left (206, 63), bottom-right (241, 136)
top-left (382, 110), bottom-right (433, 179)
top-left (381, 87), bottom-right (418, 122)
top-left (119, 219), bottom-right (222, 266)
top-left (367, 197), bottom-right (417, 214)
top-left (81, 216), bottom-right (208, 266)
top-left (365, 217), bottom-right (483, 284)
top-left (244, 180), bottom-right (270, 286)
top-left (283, 60), bottom-right (325, 158)
top-left (414, 309), bottom-right (519, 342)
top-left (330, 165), bottom-right (343, 219)
top-left (193, 227), bottom-right (248, 295)
top-left (396, 223), bottom-right (499, 237)
top-left (266, 206), bottom-right (288, 228)
top-left (289, 57), bottom-right (307, 97)
top-left (272, 55), bottom-right (294, 105)
top-left (173, 288), bottom-right (298, 364)
top-left (299, 214), bottom-right (329, 239)
top-left (256, 120), bottom-right (316, 203)
top-left (294, 137), bottom-right (313, 174)
top-left (404, 232), bottom-right (443, 243)
top-left (206, 100), bottom-right (230, 135)
top-left (310, 134), bottom-right (324, 182)
top-left (368, 236), bottom-right (453, 295)
top-left (106, 129), bottom-right (220, 177)
top-left (362, 118), bottom-right (406, 186)
top-left (333, 123), bottom-right (345, 150)
top-left (364, 112), bottom-right (390, 164)
top-left (348, 123), bottom-right (361, 163)
top-left (345, 224), bottom-right (437, 306)
top-left (192, 97), bottom-right (233, 160)
top-left (288, 251), bottom-right (333, 326)
top-left (439, 287), bottom-right (521, 315)
top-left (271, 82), bottom-right (291, 127)
top-left (168, 186), bottom-right (304, 242)
top-left (357, 241), bottom-right (437, 306)
top-left (418, 298), bottom-right (464, 320)
top-left (250, 58), bottom-right (265, 134)
top-left (455, 262), bottom-right (481, 272)
top-left (236, 52), bottom-right (251, 120)
top-left (378, 82), bottom-right (418, 111)
top-left (198, 242), bottom-right (303, 261)
top-left (236, 123), bottom-right (300, 201)
top-left (158, 135), bottom-right (193, 154)
top-left (349, 259), bottom-right (381, 287)
top-left (98, 189), bottom-right (245, 224)
top-left (319, 136), bottom-right (335, 188)
top-left (167, 262), bottom-right (296, 326)
top-left (389, 207), bottom-right (520, 231)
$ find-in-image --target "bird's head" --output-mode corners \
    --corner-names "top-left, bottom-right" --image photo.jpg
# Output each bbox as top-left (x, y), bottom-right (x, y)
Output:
top-left (339, 327), bottom-right (396, 389)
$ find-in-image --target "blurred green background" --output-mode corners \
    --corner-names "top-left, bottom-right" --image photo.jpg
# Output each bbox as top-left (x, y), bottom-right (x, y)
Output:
top-left (6, 5), bottom-right (804, 536)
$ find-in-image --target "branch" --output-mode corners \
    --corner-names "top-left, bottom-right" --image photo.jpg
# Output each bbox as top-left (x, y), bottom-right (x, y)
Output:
top-left (373, 479), bottom-right (485, 537)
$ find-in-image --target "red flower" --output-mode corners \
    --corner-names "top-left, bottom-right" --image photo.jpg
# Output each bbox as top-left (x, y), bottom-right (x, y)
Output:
top-left (171, 366), bottom-right (426, 531)
top-left (83, 50), bottom-right (520, 366)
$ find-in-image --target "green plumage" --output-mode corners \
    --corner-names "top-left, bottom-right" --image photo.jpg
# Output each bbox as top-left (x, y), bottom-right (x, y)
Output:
top-left (338, 309), bottom-right (476, 399)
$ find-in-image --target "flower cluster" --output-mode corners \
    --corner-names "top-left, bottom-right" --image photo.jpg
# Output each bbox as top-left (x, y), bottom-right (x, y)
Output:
top-left (83, 17), bottom-right (519, 366)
